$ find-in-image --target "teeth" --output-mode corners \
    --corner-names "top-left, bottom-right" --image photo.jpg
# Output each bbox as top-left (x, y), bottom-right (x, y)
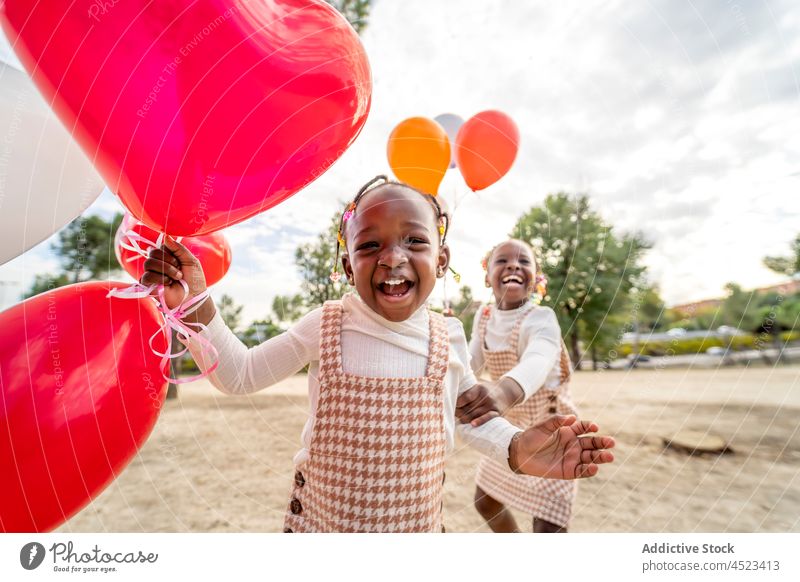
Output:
top-left (502, 275), bottom-right (523, 284)
top-left (384, 278), bottom-right (406, 286)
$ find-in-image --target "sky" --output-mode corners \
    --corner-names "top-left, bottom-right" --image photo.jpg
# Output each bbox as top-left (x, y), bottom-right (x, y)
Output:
top-left (1, 0), bottom-right (798, 324)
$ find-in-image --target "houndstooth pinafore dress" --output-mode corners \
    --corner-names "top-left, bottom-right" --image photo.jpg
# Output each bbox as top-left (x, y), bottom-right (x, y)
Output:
top-left (473, 304), bottom-right (578, 527)
top-left (283, 300), bottom-right (449, 533)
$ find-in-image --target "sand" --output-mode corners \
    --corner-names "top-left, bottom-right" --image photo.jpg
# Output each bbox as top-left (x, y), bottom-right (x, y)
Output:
top-left (56, 366), bottom-right (800, 533)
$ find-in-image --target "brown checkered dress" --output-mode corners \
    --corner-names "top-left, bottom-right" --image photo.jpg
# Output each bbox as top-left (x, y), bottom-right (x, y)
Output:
top-left (474, 304), bottom-right (578, 527)
top-left (283, 301), bottom-right (449, 532)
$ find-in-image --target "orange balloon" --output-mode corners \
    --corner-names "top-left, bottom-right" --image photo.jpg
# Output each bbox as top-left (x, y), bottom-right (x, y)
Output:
top-left (387, 117), bottom-right (451, 195)
top-left (455, 110), bottom-right (520, 191)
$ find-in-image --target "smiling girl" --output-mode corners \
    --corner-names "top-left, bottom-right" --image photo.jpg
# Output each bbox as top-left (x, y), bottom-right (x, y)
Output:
top-left (469, 240), bottom-right (579, 533)
top-left (141, 177), bottom-right (613, 533)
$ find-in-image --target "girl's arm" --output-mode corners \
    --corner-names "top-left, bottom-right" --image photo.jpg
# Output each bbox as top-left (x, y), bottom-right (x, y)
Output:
top-left (457, 411), bottom-right (524, 462)
top-left (502, 306), bottom-right (560, 400)
top-left (140, 236), bottom-right (319, 395)
top-left (183, 305), bottom-right (321, 395)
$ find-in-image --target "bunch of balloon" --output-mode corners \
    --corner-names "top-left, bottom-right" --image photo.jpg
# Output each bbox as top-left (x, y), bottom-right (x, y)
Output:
top-left (386, 110), bottom-right (519, 198)
top-left (0, 0), bottom-right (372, 532)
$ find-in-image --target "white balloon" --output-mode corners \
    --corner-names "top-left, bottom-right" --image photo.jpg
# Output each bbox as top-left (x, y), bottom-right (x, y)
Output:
top-left (0, 62), bottom-right (103, 265)
top-left (433, 113), bottom-right (465, 169)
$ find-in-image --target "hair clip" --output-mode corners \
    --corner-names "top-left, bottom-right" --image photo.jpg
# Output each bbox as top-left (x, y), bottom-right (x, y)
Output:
top-left (532, 273), bottom-right (547, 303)
top-left (342, 202), bottom-right (356, 223)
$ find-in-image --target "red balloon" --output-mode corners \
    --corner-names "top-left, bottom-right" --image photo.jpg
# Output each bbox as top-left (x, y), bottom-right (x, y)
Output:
top-left (455, 110), bottom-right (520, 191)
top-left (115, 215), bottom-right (232, 286)
top-left (1, 1), bottom-right (372, 236)
top-left (0, 282), bottom-right (167, 532)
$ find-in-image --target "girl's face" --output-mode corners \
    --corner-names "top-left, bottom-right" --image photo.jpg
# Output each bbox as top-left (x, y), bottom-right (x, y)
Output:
top-left (486, 240), bottom-right (536, 310)
top-left (341, 186), bottom-right (450, 322)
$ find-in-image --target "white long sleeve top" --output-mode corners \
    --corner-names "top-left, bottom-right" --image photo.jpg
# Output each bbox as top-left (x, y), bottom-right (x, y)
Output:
top-left (469, 303), bottom-right (562, 397)
top-left (185, 293), bottom-right (521, 465)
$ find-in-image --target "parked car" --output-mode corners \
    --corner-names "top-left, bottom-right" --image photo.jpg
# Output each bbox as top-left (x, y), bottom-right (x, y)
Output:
top-left (717, 325), bottom-right (745, 336)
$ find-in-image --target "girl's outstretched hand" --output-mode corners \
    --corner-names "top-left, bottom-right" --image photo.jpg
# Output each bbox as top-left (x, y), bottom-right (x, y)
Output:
top-left (141, 236), bottom-right (207, 310)
top-left (509, 415), bottom-right (615, 480)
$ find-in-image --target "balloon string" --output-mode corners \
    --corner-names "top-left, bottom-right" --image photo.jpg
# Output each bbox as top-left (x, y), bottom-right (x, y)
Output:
top-left (441, 180), bottom-right (469, 315)
top-left (108, 225), bottom-right (217, 384)
top-left (117, 219), bottom-right (183, 260)
top-left (152, 281), bottom-right (218, 385)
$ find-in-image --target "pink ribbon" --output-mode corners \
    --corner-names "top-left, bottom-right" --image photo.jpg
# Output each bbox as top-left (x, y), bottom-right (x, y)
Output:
top-left (107, 222), bottom-right (219, 384)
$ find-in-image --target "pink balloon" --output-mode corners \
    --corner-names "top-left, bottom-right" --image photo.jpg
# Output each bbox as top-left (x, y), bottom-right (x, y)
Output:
top-left (0, 282), bottom-right (167, 532)
top-left (1, 0), bottom-right (372, 236)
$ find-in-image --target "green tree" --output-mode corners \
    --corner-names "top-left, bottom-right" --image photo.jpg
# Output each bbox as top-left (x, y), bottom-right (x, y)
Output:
top-left (24, 213), bottom-right (124, 298)
top-left (272, 294), bottom-right (306, 324)
top-left (511, 193), bottom-right (650, 369)
top-left (294, 212), bottom-right (349, 309)
top-left (636, 286), bottom-right (669, 331)
top-left (56, 213), bottom-right (124, 283)
top-left (240, 318), bottom-right (284, 348)
top-left (763, 233), bottom-right (800, 277)
top-left (217, 293), bottom-right (243, 332)
top-left (325, 0), bottom-right (372, 33)
top-left (23, 274), bottom-right (72, 299)
top-left (750, 290), bottom-right (799, 364)
top-left (719, 283), bottom-right (760, 330)
top-left (450, 285), bottom-right (478, 341)
top-left (239, 210), bottom-right (347, 344)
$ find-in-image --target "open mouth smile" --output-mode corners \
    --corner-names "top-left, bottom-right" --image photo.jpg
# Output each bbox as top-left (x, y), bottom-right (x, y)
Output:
top-left (501, 274), bottom-right (525, 286)
top-left (377, 277), bottom-right (415, 300)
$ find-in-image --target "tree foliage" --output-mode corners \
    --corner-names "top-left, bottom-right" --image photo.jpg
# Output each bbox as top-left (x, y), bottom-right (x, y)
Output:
top-left (511, 193), bottom-right (651, 368)
top-left (324, 0), bottom-right (372, 33)
top-left (24, 213), bottom-right (124, 298)
top-left (56, 213), bottom-right (124, 282)
top-left (763, 233), bottom-right (800, 277)
top-left (217, 293), bottom-right (243, 332)
top-left (240, 318), bottom-right (284, 348)
top-left (23, 274), bottom-right (72, 299)
top-left (294, 212), bottom-right (349, 308)
top-left (450, 285), bottom-right (478, 341)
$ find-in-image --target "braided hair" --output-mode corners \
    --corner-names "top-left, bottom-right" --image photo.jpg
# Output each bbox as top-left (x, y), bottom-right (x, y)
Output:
top-left (330, 175), bottom-right (451, 282)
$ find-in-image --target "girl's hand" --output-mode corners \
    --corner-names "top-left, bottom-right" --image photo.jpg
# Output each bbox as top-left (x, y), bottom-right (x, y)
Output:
top-left (509, 415), bottom-right (615, 479)
top-left (141, 236), bottom-right (207, 310)
top-left (456, 383), bottom-right (500, 427)
top-left (456, 378), bottom-right (525, 427)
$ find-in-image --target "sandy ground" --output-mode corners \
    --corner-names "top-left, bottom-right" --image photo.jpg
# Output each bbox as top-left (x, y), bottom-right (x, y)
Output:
top-left (56, 366), bottom-right (800, 533)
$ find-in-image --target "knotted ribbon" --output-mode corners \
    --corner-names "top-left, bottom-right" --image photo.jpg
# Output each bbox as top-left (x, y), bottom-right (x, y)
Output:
top-left (107, 222), bottom-right (219, 384)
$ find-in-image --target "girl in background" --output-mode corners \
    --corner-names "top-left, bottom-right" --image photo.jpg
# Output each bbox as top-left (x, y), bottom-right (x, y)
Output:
top-left (469, 239), bottom-right (579, 533)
